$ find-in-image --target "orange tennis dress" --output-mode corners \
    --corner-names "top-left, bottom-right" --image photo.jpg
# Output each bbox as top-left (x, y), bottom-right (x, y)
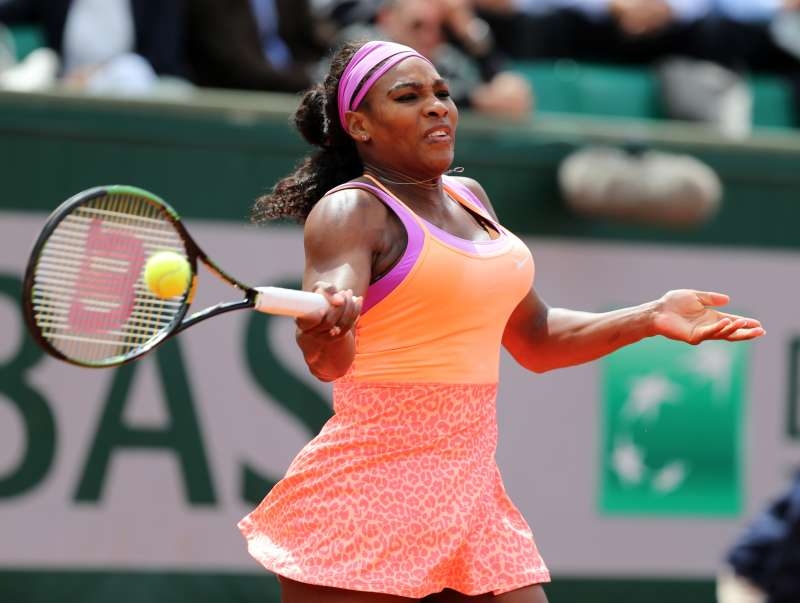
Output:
top-left (238, 175), bottom-right (550, 597)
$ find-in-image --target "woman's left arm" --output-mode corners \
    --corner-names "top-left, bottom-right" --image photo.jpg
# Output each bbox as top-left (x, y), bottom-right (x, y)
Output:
top-left (454, 176), bottom-right (765, 374)
top-left (502, 288), bottom-right (765, 374)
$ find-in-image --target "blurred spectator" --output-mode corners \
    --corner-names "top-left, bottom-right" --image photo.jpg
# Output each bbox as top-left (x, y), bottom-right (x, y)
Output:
top-left (717, 470), bottom-right (800, 603)
top-left (440, 0), bottom-right (507, 77)
top-left (337, 0), bottom-right (533, 119)
top-left (0, 0), bottom-right (188, 95)
top-left (695, 0), bottom-right (800, 72)
top-left (185, 0), bottom-right (332, 93)
top-left (473, 0), bottom-right (711, 62)
top-left (715, 0), bottom-right (800, 25)
top-left (311, 0), bottom-right (382, 29)
top-left (657, 56), bottom-right (753, 138)
top-left (501, 0), bottom-right (710, 31)
top-left (473, 0), bottom-right (800, 84)
top-left (772, 6), bottom-right (800, 66)
top-left (689, 0), bottom-right (800, 126)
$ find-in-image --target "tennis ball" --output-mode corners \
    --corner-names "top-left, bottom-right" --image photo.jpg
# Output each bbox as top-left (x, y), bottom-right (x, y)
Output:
top-left (144, 251), bottom-right (191, 299)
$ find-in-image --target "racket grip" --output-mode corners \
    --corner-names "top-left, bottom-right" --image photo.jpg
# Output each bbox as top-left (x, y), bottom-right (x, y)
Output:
top-left (253, 286), bottom-right (329, 317)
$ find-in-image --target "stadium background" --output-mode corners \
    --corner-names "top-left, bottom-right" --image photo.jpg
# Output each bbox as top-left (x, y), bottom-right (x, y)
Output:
top-left (1, 22), bottom-right (800, 603)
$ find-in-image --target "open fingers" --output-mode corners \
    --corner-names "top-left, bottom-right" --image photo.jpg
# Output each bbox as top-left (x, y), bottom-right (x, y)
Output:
top-left (719, 314), bottom-right (763, 330)
top-left (716, 314), bottom-right (766, 341)
top-left (714, 314), bottom-right (765, 341)
top-left (693, 316), bottom-right (766, 343)
top-left (691, 317), bottom-right (733, 342)
top-left (724, 326), bottom-right (767, 341)
top-left (713, 317), bottom-right (752, 340)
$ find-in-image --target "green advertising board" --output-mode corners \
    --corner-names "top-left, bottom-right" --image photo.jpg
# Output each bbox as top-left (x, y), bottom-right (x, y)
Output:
top-left (601, 338), bottom-right (748, 516)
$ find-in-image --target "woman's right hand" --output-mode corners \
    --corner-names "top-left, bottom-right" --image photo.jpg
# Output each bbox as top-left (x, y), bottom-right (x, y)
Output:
top-left (295, 281), bottom-right (363, 340)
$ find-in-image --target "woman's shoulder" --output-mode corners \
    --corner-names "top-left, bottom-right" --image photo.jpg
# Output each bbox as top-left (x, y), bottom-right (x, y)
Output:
top-left (304, 179), bottom-right (402, 258)
top-left (309, 179), bottom-right (391, 230)
top-left (447, 175), bottom-right (498, 220)
top-left (448, 175), bottom-right (486, 197)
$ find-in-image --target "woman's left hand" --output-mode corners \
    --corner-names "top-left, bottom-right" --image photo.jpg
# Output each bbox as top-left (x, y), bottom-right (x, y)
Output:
top-left (652, 289), bottom-right (765, 344)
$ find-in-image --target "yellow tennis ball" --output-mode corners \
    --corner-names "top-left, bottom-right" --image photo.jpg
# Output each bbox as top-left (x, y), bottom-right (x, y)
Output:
top-left (144, 251), bottom-right (191, 299)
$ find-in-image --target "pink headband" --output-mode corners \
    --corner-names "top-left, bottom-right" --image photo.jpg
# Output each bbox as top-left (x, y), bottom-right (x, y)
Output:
top-left (337, 40), bottom-right (432, 132)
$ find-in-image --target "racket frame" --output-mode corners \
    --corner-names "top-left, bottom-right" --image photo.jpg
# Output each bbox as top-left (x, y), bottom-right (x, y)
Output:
top-left (22, 185), bottom-right (260, 368)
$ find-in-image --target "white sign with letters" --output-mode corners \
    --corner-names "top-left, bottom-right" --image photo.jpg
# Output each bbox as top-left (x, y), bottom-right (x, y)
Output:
top-left (1, 211), bottom-right (798, 576)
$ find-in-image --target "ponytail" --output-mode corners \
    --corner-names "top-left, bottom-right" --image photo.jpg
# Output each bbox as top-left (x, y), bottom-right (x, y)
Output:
top-left (252, 42), bottom-right (366, 224)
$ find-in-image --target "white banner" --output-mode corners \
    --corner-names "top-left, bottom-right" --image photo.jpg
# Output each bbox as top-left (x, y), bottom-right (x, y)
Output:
top-left (1, 211), bottom-right (798, 576)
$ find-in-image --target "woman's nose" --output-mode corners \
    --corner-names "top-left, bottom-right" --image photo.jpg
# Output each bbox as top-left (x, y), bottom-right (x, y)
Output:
top-left (425, 97), bottom-right (449, 117)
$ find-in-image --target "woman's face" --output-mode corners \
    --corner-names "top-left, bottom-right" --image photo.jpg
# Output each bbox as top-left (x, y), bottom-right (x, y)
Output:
top-left (355, 57), bottom-right (458, 178)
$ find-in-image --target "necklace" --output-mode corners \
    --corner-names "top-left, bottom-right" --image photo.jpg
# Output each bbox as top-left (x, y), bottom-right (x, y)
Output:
top-left (363, 164), bottom-right (464, 190)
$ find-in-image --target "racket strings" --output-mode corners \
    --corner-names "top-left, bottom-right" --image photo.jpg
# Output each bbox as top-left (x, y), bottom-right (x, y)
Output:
top-left (31, 193), bottom-right (189, 364)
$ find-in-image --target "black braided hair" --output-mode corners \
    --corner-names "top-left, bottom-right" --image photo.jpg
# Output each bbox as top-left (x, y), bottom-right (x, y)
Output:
top-left (251, 41), bottom-right (366, 224)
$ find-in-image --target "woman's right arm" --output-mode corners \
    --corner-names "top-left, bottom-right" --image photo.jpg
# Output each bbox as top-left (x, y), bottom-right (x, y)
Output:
top-left (295, 188), bottom-right (390, 381)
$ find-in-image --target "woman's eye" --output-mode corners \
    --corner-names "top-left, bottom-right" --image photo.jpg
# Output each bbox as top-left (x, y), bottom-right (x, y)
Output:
top-left (436, 90), bottom-right (451, 99)
top-left (396, 94), bottom-right (417, 102)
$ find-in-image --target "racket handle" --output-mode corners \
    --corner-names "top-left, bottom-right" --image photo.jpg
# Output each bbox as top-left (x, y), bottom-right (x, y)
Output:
top-left (253, 286), bottom-right (328, 317)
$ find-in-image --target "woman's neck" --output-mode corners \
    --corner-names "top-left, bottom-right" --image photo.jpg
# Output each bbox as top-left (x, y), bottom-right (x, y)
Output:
top-left (362, 163), bottom-right (442, 193)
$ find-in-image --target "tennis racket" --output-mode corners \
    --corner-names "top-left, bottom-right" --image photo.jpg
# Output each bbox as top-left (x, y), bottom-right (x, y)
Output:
top-left (22, 185), bottom-right (328, 368)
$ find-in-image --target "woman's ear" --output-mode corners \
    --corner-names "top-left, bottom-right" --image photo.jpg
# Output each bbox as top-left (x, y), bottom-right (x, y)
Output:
top-left (345, 111), bottom-right (371, 143)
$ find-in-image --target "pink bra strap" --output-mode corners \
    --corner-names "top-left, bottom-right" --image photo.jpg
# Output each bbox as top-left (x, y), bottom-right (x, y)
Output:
top-left (323, 181), bottom-right (425, 314)
top-left (441, 175), bottom-right (495, 223)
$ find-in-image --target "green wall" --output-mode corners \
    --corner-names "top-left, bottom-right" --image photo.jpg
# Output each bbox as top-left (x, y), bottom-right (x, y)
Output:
top-left (1, 88), bottom-right (800, 250)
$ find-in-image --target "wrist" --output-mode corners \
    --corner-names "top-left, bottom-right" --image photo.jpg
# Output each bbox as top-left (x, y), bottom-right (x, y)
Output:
top-left (642, 298), bottom-right (663, 338)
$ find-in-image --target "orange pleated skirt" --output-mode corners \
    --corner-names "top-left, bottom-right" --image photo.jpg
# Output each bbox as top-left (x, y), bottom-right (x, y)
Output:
top-left (238, 380), bottom-right (550, 598)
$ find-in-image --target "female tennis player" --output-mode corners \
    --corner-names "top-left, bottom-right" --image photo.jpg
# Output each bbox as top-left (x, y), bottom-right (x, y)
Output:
top-left (238, 40), bottom-right (765, 603)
